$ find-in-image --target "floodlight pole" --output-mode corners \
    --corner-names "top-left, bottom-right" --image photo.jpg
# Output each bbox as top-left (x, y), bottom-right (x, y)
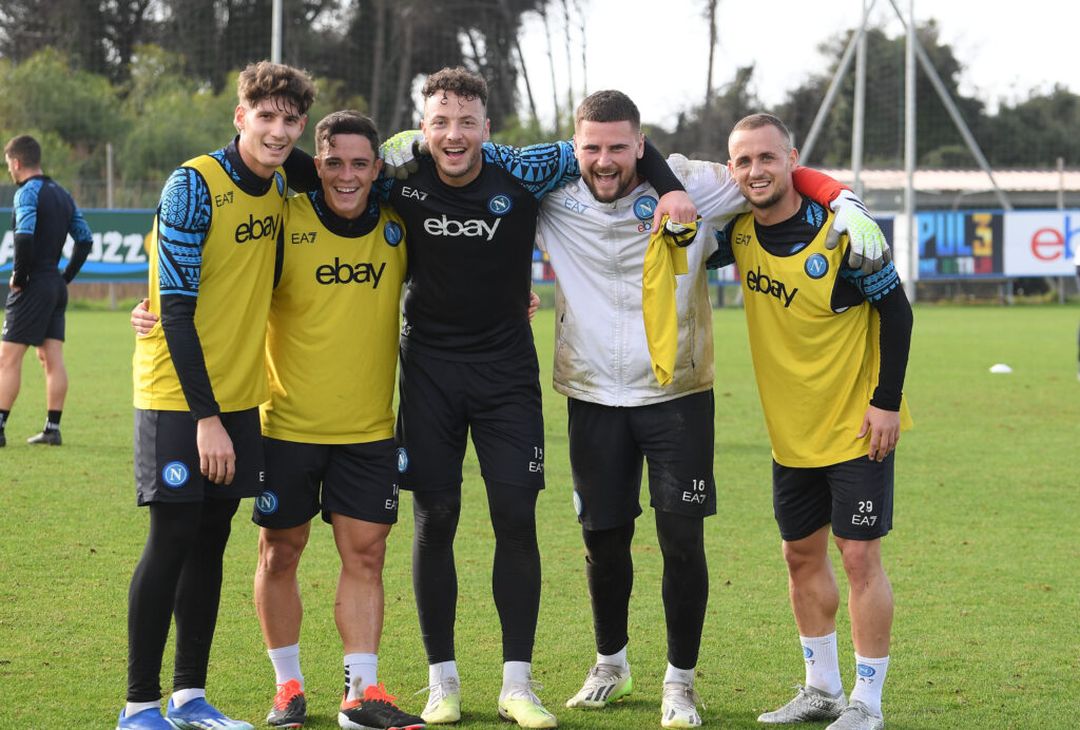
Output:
top-left (903, 0), bottom-right (916, 301)
top-left (271, 0), bottom-right (283, 63)
top-left (886, 0), bottom-right (1011, 211)
top-left (851, 0), bottom-right (869, 198)
top-left (800, 27), bottom-right (858, 164)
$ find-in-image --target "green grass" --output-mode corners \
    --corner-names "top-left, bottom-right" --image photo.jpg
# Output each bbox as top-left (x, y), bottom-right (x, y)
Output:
top-left (1, 305), bottom-right (1079, 728)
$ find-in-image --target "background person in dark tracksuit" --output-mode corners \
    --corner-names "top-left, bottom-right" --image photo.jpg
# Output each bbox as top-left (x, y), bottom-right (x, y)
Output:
top-left (0, 134), bottom-right (93, 447)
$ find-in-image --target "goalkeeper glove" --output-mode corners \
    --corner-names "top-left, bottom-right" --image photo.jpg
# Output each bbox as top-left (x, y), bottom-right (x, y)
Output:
top-left (380, 130), bottom-right (426, 180)
top-left (826, 189), bottom-right (892, 274)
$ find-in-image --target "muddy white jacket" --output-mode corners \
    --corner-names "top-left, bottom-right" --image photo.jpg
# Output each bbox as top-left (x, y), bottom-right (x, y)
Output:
top-left (536, 155), bottom-right (746, 407)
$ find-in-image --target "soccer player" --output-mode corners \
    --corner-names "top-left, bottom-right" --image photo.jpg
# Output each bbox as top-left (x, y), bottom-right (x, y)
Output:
top-left (119, 61), bottom-right (315, 730)
top-left (0, 134), bottom-right (93, 447)
top-left (252, 111), bottom-right (422, 730)
top-left (712, 114), bottom-right (912, 730)
top-left (384, 68), bottom-right (580, 730)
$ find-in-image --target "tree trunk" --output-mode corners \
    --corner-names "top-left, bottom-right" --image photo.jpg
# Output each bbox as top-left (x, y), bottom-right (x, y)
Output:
top-left (561, 0), bottom-right (574, 119)
top-left (388, 9), bottom-right (415, 134)
top-left (701, 0), bottom-right (718, 154)
top-left (575, 0), bottom-right (587, 97)
top-left (371, 0), bottom-right (387, 127)
top-left (539, 5), bottom-right (561, 135)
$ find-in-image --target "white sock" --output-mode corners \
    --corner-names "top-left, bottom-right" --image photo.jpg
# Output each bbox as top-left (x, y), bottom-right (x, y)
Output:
top-left (429, 660), bottom-right (459, 687)
top-left (124, 701), bottom-right (160, 718)
top-left (663, 664), bottom-right (694, 686)
top-left (501, 660), bottom-right (532, 697)
top-left (344, 652), bottom-right (378, 700)
top-left (849, 653), bottom-right (889, 716)
top-left (267, 643), bottom-right (303, 688)
top-left (800, 633), bottom-right (843, 695)
top-left (170, 688), bottom-right (205, 707)
top-left (597, 645), bottom-right (629, 670)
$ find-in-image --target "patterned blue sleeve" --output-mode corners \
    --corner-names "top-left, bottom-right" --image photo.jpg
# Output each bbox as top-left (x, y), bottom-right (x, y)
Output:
top-left (373, 175), bottom-right (394, 202)
top-left (157, 167), bottom-right (211, 297)
top-left (482, 140), bottom-right (579, 200)
top-left (840, 260), bottom-right (902, 303)
top-left (706, 220), bottom-right (737, 270)
top-left (69, 207), bottom-right (93, 246)
top-left (12, 178), bottom-right (43, 235)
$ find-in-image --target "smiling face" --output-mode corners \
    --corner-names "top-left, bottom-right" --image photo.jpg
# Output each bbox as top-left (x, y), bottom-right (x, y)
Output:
top-left (314, 133), bottom-right (382, 219)
top-left (420, 90), bottom-right (490, 187)
top-left (234, 96), bottom-right (307, 179)
top-left (727, 123), bottom-right (800, 224)
top-left (574, 119), bottom-right (644, 203)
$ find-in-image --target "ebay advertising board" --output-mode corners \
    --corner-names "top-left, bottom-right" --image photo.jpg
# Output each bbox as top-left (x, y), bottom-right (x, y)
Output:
top-left (1003, 210), bottom-right (1080, 276)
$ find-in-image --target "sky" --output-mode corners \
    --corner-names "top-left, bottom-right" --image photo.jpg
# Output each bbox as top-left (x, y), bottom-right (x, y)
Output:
top-left (515, 0), bottom-right (1079, 131)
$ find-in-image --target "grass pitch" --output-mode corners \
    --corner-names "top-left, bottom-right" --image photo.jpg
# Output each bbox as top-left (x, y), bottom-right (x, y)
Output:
top-left (0, 304), bottom-right (1078, 728)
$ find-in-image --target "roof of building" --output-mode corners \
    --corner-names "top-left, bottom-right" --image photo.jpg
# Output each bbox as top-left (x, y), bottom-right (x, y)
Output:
top-left (817, 168), bottom-right (1080, 192)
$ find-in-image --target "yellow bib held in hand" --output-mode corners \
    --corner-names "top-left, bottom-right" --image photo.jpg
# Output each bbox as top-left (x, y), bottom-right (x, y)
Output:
top-left (642, 215), bottom-right (699, 386)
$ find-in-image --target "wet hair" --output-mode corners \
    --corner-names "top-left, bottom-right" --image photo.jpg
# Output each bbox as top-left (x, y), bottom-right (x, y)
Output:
top-left (730, 113), bottom-right (793, 151)
top-left (314, 110), bottom-right (380, 156)
top-left (4, 134), bottom-right (41, 167)
top-left (236, 61), bottom-right (316, 116)
top-left (575, 90), bottom-right (641, 130)
top-left (421, 66), bottom-right (488, 107)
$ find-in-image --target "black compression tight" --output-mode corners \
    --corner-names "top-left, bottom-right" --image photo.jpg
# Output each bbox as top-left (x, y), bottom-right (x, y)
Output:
top-left (412, 483), bottom-right (540, 663)
top-left (583, 511), bottom-right (708, 669)
top-left (582, 521), bottom-right (636, 656)
top-left (126, 498), bottom-right (239, 702)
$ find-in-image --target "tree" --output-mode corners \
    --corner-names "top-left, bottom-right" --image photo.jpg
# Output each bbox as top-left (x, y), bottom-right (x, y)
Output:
top-left (356, 0), bottom-right (547, 132)
top-left (651, 64), bottom-right (761, 161)
top-left (985, 86), bottom-right (1080, 168)
top-left (0, 48), bottom-right (125, 173)
top-left (778, 21), bottom-right (986, 168)
top-left (0, 0), bottom-right (158, 83)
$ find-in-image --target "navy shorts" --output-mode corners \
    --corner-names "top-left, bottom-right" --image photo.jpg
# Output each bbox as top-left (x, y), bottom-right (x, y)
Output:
top-left (252, 437), bottom-right (402, 529)
top-left (134, 408), bottom-right (266, 504)
top-left (395, 346), bottom-right (545, 492)
top-left (772, 453), bottom-right (894, 541)
top-left (2, 275), bottom-right (67, 345)
top-left (567, 391), bottom-right (717, 531)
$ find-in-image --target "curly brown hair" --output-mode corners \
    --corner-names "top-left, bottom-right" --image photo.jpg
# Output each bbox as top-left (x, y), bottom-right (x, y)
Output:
top-left (421, 66), bottom-right (488, 107)
top-left (236, 61), bottom-right (316, 116)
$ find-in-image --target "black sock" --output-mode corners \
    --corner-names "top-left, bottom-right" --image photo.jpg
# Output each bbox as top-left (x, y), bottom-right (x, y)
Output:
top-left (45, 410), bottom-right (62, 431)
top-left (0, 409), bottom-right (9, 431)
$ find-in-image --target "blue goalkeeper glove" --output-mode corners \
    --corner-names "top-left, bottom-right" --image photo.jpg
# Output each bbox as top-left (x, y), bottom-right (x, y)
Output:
top-left (826, 189), bottom-right (892, 274)
top-left (380, 130), bottom-right (426, 180)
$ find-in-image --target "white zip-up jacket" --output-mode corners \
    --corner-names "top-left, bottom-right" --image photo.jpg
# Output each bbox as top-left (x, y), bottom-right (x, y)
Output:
top-left (537, 154), bottom-right (748, 407)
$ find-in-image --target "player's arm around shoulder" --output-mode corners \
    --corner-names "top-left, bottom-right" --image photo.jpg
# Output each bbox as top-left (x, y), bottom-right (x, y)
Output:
top-left (666, 153), bottom-right (748, 229)
top-left (484, 138), bottom-right (579, 199)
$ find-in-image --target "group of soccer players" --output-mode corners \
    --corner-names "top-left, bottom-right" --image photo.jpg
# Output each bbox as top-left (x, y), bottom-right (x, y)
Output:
top-left (103, 59), bottom-right (909, 730)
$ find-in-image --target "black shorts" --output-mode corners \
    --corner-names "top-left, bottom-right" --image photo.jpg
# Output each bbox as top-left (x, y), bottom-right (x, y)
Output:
top-left (396, 347), bottom-right (545, 492)
top-left (772, 453), bottom-right (895, 542)
top-left (2, 275), bottom-right (67, 345)
top-left (567, 391), bottom-right (717, 531)
top-left (133, 408), bottom-right (266, 505)
top-left (252, 437), bottom-right (402, 529)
